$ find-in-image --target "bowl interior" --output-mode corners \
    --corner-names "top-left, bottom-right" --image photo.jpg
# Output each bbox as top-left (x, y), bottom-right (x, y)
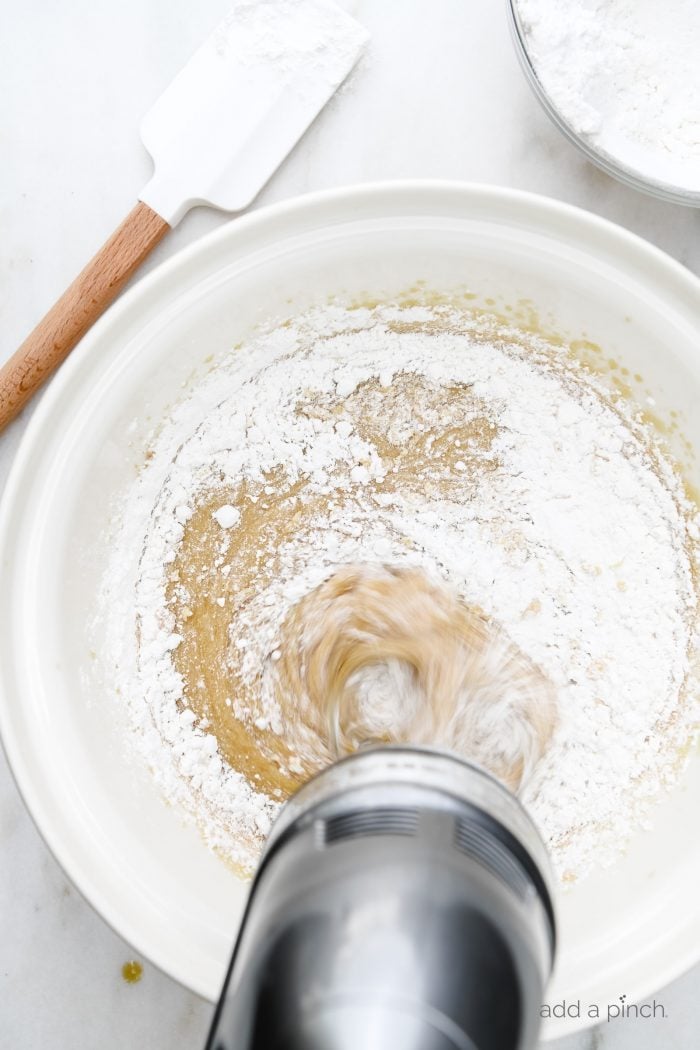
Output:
top-left (1, 184), bottom-right (699, 1038)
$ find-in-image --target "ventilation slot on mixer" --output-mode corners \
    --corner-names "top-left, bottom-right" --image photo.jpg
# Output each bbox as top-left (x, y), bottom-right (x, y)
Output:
top-left (324, 807), bottom-right (419, 845)
top-left (453, 819), bottom-right (531, 899)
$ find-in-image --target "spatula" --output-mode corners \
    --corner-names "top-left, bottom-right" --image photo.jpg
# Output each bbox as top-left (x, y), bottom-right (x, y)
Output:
top-left (0, 0), bottom-right (368, 432)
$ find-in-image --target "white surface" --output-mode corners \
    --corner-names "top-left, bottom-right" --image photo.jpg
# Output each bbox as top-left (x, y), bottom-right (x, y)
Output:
top-left (1, 2), bottom-right (699, 1049)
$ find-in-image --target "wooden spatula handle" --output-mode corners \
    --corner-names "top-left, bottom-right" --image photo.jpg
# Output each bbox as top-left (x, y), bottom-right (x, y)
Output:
top-left (0, 201), bottom-right (170, 432)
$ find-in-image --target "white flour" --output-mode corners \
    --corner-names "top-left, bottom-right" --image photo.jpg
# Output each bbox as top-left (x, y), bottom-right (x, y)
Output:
top-left (100, 303), bottom-right (700, 881)
top-left (516, 0), bottom-right (700, 193)
top-left (213, 0), bottom-right (368, 82)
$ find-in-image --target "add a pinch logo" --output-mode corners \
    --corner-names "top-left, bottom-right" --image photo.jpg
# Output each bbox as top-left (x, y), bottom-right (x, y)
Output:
top-left (540, 994), bottom-right (667, 1023)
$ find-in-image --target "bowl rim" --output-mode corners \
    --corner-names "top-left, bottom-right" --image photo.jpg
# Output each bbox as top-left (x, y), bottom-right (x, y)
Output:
top-left (507, 0), bottom-right (700, 208)
top-left (1, 180), bottom-right (699, 1036)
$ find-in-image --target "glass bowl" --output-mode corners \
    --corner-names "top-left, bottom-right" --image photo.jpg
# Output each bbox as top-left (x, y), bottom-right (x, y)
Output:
top-left (507, 0), bottom-right (700, 208)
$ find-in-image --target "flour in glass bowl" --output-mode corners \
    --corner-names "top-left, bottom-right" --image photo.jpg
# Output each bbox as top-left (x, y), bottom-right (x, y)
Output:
top-left (99, 301), bottom-right (700, 883)
top-left (515, 0), bottom-right (700, 194)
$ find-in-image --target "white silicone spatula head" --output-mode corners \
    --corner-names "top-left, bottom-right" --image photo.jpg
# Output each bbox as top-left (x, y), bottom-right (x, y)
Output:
top-left (0, 0), bottom-right (368, 432)
top-left (139, 0), bottom-right (368, 226)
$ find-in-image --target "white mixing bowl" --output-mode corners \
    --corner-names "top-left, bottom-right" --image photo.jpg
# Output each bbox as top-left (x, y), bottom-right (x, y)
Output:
top-left (1, 183), bottom-right (699, 1038)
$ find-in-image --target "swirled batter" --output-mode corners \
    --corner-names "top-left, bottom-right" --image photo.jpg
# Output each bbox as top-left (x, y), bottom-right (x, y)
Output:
top-left (103, 302), bottom-right (700, 880)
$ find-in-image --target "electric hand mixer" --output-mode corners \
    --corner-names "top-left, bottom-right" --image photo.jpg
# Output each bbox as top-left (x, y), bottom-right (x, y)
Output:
top-left (204, 746), bottom-right (556, 1050)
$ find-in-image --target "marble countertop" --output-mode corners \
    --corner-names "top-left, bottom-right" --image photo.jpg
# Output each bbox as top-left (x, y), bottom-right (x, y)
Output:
top-left (2, 1), bottom-right (699, 1047)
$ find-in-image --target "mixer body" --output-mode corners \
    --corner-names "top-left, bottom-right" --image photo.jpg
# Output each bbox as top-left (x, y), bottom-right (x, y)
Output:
top-left (206, 748), bottom-right (555, 1050)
